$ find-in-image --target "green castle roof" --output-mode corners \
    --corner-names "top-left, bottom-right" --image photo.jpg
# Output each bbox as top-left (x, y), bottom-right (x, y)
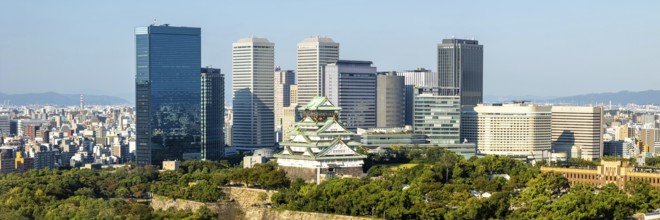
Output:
top-left (299, 96), bottom-right (341, 111)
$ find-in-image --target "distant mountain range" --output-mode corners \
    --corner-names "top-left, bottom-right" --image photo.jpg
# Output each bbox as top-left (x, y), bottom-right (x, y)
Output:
top-left (486, 90), bottom-right (660, 105)
top-left (0, 92), bottom-right (131, 106)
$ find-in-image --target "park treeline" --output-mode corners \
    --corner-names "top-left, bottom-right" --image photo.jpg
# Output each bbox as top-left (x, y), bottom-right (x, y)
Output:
top-left (1, 148), bottom-right (660, 219)
top-left (0, 159), bottom-right (288, 219)
top-left (273, 148), bottom-right (660, 219)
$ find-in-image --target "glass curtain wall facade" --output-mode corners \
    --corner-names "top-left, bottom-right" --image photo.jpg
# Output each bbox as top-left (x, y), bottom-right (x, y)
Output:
top-left (201, 67), bottom-right (225, 160)
top-left (135, 25), bottom-right (201, 165)
top-left (438, 39), bottom-right (483, 106)
top-left (413, 87), bottom-right (461, 145)
top-left (396, 68), bottom-right (438, 126)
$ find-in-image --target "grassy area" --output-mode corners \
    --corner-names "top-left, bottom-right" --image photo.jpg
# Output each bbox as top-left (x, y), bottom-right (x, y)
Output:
top-left (383, 163), bottom-right (420, 170)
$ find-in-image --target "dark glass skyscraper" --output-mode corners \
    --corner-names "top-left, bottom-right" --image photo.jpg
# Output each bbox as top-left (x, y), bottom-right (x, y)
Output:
top-left (135, 24), bottom-right (201, 165)
top-left (438, 39), bottom-right (483, 106)
top-left (201, 67), bottom-right (225, 160)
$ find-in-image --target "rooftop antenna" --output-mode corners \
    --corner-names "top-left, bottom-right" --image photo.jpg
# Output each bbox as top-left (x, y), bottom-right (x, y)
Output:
top-left (153, 17), bottom-right (157, 25)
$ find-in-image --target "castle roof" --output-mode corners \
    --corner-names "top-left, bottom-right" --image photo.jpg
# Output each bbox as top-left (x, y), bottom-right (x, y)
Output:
top-left (299, 96), bottom-right (341, 111)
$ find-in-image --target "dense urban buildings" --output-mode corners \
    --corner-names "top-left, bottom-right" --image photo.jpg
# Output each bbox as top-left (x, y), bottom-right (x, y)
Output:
top-left (376, 72), bottom-right (405, 128)
top-left (438, 39), bottom-right (483, 106)
top-left (232, 37), bottom-right (275, 149)
top-left (296, 37), bottom-right (340, 106)
top-left (0, 104), bottom-right (136, 171)
top-left (604, 139), bottom-right (637, 158)
top-left (200, 67), bottom-right (225, 161)
top-left (397, 68), bottom-right (438, 125)
top-left (461, 102), bottom-right (552, 160)
top-left (325, 60), bottom-right (377, 131)
top-left (274, 69), bottom-right (296, 141)
top-left (551, 106), bottom-right (604, 160)
top-left (275, 97), bottom-right (366, 183)
top-left (135, 24), bottom-right (201, 165)
top-left (5, 22), bottom-right (660, 185)
top-left (639, 128), bottom-right (660, 153)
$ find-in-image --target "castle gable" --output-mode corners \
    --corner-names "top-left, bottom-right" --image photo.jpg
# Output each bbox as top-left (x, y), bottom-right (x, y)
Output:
top-left (317, 139), bottom-right (361, 158)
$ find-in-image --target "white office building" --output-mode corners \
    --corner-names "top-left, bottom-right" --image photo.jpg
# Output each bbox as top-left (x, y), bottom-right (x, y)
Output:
top-left (232, 37), bottom-right (275, 149)
top-left (461, 102), bottom-right (552, 160)
top-left (296, 36), bottom-right (339, 106)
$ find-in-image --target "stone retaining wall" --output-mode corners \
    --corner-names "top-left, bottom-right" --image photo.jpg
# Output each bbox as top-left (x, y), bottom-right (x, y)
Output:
top-left (152, 187), bottom-right (379, 220)
top-left (244, 208), bottom-right (377, 220)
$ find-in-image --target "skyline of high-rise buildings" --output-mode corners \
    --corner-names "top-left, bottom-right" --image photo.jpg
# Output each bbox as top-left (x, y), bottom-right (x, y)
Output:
top-left (128, 25), bottom-right (490, 160)
top-left (3, 9), bottom-right (660, 217)
top-left (131, 25), bottom-right (490, 158)
top-left (120, 22), bottom-right (623, 166)
top-left (4, 20), bottom-right (659, 188)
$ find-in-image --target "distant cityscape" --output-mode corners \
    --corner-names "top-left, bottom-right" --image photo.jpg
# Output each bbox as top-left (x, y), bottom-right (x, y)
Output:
top-left (1, 23), bottom-right (660, 183)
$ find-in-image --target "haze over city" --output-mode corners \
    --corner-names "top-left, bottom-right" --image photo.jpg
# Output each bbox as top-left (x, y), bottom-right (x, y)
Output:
top-left (1, 1), bottom-right (659, 102)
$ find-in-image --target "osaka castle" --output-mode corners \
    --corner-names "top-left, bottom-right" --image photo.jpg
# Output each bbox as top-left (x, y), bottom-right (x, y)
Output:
top-left (275, 96), bottom-right (367, 183)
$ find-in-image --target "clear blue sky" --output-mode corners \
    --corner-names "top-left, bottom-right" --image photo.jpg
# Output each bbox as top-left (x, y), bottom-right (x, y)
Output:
top-left (1, 1), bottom-right (659, 103)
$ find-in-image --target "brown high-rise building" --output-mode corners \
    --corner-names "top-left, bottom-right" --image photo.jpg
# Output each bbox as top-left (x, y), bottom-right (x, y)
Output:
top-left (376, 72), bottom-right (405, 128)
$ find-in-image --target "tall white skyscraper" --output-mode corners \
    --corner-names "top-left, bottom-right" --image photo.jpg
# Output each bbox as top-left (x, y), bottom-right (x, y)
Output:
top-left (232, 37), bottom-right (275, 149)
top-left (296, 36), bottom-right (339, 106)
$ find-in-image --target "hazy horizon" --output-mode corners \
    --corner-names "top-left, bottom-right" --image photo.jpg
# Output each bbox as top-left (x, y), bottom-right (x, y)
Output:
top-left (1, 1), bottom-right (659, 104)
